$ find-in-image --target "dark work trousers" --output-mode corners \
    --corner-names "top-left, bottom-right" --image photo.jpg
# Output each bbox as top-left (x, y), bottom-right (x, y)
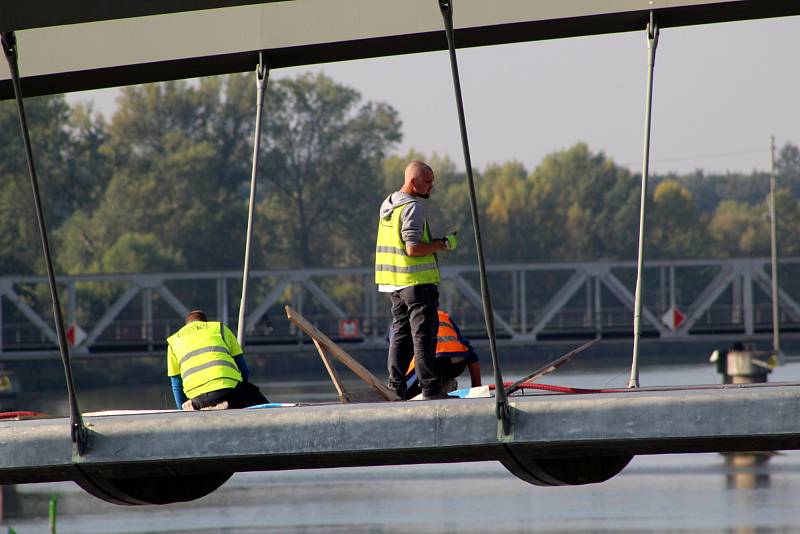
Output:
top-left (191, 381), bottom-right (269, 409)
top-left (388, 283), bottom-right (440, 398)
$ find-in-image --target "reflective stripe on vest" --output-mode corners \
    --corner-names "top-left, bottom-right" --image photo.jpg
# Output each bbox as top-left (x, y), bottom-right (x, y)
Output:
top-left (375, 203), bottom-right (440, 286)
top-left (167, 321), bottom-right (242, 397)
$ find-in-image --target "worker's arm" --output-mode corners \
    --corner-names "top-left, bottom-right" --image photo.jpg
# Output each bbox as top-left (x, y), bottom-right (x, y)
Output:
top-left (401, 203), bottom-right (448, 256)
top-left (167, 345), bottom-right (186, 408)
top-left (406, 239), bottom-right (446, 257)
top-left (467, 361), bottom-right (482, 387)
top-left (450, 317), bottom-right (481, 387)
top-left (221, 324), bottom-right (250, 382)
top-left (234, 354), bottom-right (250, 382)
top-left (170, 375), bottom-right (187, 409)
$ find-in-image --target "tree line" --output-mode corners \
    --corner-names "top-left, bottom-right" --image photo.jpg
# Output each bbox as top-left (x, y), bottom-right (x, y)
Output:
top-left (2, 72), bottom-right (799, 279)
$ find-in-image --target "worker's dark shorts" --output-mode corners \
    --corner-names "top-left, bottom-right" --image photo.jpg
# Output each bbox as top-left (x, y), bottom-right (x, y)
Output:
top-left (191, 381), bottom-right (268, 410)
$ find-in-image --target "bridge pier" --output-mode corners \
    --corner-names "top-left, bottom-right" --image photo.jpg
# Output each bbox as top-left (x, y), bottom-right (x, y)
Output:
top-left (712, 343), bottom-right (775, 471)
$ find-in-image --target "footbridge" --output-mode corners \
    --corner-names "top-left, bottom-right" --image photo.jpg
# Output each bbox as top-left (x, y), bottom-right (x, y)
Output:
top-left (2, 258), bottom-right (800, 359)
top-left (4, 383), bottom-right (800, 504)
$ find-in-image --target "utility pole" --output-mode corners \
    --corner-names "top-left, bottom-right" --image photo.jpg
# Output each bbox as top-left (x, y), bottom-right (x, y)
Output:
top-left (769, 135), bottom-right (781, 356)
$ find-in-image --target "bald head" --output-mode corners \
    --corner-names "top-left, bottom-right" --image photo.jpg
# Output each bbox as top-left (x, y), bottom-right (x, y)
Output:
top-left (401, 161), bottom-right (435, 199)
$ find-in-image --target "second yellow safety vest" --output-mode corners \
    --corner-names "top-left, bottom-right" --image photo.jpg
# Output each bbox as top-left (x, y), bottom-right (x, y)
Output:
top-left (167, 321), bottom-right (242, 398)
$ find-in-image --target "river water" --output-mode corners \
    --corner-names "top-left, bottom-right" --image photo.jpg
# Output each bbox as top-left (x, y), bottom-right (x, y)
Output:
top-left (5, 361), bottom-right (800, 533)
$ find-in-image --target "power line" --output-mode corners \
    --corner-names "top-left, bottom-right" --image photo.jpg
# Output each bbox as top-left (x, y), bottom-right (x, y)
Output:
top-left (623, 147), bottom-right (769, 168)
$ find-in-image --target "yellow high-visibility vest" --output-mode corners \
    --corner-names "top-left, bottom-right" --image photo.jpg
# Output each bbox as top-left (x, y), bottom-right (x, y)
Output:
top-left (375, 204), bottom-right (440, 287)
top-left (167, 321), bottom-right (242, 398)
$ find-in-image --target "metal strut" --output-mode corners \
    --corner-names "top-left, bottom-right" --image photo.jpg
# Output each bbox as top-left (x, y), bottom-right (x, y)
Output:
top-left (1, 32), bottom-right (87, 454)
top-left (769, 135), bottom-right (781, 358)
top-left (629, 12), bottom-right (659, 389)
top-left (437, 0), bottom-right (510, 435)
top-left (237, 53), bottom-right (270, 347)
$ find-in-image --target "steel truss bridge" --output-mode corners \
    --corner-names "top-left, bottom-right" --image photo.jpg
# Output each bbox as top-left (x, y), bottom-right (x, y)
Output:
top-left (2, 257), bottom-right (798, 359)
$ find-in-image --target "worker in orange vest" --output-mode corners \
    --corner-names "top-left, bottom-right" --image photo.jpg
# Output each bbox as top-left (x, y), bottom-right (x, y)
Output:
top-left (404, 309), bottom-right (482, 399)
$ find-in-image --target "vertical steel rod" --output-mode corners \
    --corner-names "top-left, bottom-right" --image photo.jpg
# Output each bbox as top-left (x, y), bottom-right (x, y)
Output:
top-left (0, 290), bottom-right (3, 355)
top-left (1, 31), bottom-right (86, 453)
top-left (67, 282), bottom-right (76, 328)
top-left (520, 271), bottom-right (527, 334)
top-left (238, 54), bottom-right (270, 347)
top-left (594, 277), bottom-right (602, 336)
top-left (769, 135), bottom-right (781, 355)
top-left (629, 13), bottom-right (659, 389)
top-left (437, 0), bottom-right (509, 433)
top-left (669, 266), bottom-right (676, 310)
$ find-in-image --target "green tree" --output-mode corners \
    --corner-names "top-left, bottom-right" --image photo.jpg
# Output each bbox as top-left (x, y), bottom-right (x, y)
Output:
top-left (527, 143), bottom-right (640, 261)
top-left (648, 179), bottom-right (706, 259)
top-left (0, 95), bottom-right (101, 274)
top-left (708, 200), bottom-right (769, 257)
top-left (100, 232), bottom-right (183, 273)
top-left (777, 142), bottom-right (800, 196)
top-left (57, 77), bottom-right (255, 274)
top-left (259, 73), bottom-right (402, 267)
top-left (478, 161), bottom-right (530, 262)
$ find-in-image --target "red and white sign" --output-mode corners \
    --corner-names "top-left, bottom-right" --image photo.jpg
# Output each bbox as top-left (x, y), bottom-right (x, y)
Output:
top-left (661, 307), bottom-right (686, 331)
top-left (66, 322), bottom-right (87, 347)
top-left (338, 319), bottom-right (360, 339)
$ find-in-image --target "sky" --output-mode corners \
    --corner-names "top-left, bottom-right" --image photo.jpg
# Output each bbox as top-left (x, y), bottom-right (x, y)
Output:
top-left (65, 15), bottom-right (799, 177)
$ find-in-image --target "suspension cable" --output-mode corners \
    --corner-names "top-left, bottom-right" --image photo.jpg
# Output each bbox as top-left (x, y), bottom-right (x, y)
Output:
top-left (1, 32), bottom-right (87, 454)
top-left (629, 12), bottom-right (659, 389)
top-left (237, 53), bottom-right (270, 347)
top-left (437, 0), bottom-right (510, 434)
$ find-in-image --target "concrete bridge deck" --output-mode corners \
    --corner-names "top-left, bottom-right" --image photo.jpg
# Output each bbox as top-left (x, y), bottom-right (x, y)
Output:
top-left (3, 382), bottom-right (800, 502)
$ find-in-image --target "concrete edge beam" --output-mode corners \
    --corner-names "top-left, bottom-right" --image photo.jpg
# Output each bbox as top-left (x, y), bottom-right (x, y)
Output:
top-left (2, 384), bottom-right (800, 484)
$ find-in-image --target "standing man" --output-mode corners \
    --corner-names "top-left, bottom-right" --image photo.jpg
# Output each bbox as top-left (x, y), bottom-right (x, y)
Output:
top-left (167, 310), bottom-right (268, 410)
top-left (375, 161), bottom-right (458, 400)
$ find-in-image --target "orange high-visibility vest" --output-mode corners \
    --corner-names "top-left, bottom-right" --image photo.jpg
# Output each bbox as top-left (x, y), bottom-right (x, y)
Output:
top-left (406, 310), bottom-right (469, 375)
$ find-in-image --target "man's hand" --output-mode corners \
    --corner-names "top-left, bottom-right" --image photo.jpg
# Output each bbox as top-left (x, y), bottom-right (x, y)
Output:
top-left (443, 232), bottom-right (458, 251)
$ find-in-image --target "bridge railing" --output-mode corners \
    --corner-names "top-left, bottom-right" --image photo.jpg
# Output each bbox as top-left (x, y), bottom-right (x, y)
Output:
top-left (1, 257), bottom-right (799, 358)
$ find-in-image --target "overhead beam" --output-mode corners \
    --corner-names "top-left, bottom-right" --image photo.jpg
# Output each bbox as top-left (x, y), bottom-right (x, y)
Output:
top-left (0, 0), bottom-right (798, 99)
top-left (0, 1), bottom-right (286, 33)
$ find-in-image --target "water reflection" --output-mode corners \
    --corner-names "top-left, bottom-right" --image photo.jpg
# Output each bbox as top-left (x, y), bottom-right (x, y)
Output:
top-left (724, 452), bottom-right (774, 490)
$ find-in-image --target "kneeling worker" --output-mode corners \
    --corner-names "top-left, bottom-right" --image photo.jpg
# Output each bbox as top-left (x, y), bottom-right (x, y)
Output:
top-left (404, 309), bottom-right (482, 400)
top-left (167, 310), bottom-right (268, 410)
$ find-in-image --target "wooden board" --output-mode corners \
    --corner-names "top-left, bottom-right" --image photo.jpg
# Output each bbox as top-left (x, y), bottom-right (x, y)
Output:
top-left (312, 338), bottom-right (351, 404)
top-left (285, 306), bottom-right (400, 402)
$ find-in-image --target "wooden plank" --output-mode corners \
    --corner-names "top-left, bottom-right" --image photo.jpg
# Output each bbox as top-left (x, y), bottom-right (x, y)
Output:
top-left (285, 306), bottom-right (400, 401)
top-left (312, 338), bottom-right (350, 404)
